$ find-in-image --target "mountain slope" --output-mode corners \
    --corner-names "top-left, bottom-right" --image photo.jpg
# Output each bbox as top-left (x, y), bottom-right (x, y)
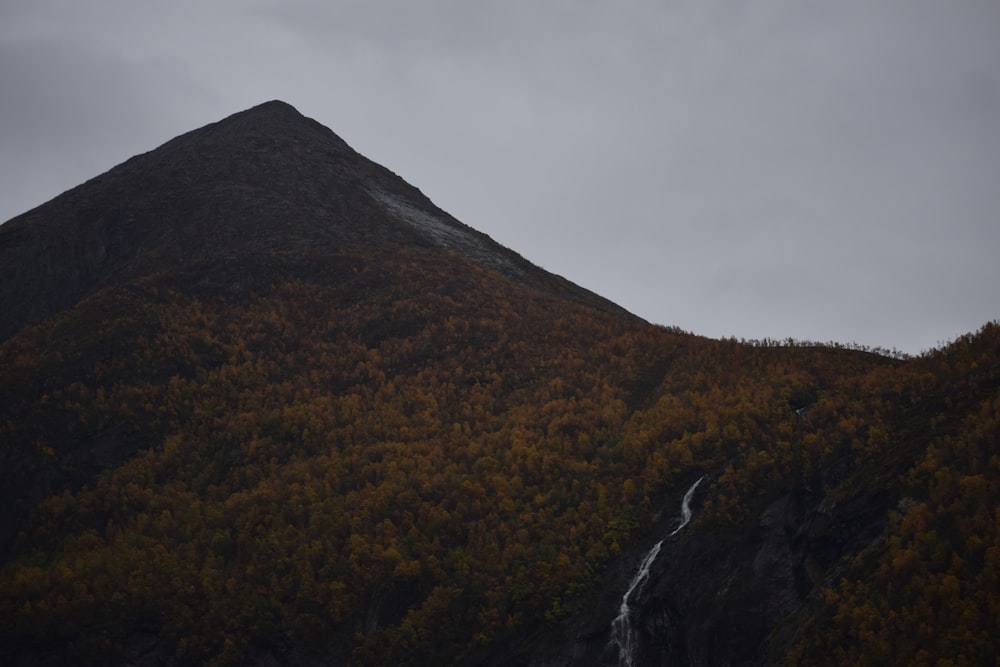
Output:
top-left (0, 100), bottom-right (623, 343)
top-left (1, 102), bottom-right (997, 667)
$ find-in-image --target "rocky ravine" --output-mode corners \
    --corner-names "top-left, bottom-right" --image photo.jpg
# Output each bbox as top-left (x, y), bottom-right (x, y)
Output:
top-left (481, 473), bottom-right (893, 667)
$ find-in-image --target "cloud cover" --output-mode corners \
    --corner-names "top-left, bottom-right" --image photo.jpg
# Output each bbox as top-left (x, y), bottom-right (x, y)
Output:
top-left (2, 0), bottom-right (998, 353)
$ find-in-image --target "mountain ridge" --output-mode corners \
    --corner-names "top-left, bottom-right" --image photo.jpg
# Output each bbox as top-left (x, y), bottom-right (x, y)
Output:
top-left (0, 100), bottom-right (628, 343)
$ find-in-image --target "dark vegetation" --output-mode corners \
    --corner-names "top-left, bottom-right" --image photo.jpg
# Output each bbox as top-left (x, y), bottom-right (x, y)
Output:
top-left (1, 102), bottom-right (997, 666)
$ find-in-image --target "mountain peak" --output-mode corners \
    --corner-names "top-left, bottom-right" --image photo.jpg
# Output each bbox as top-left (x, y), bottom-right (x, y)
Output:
top-left (202, 99), bottom-right (345, 143)
top-left (0, 102), bottom-right (627, 341)
top-left (244, 98), bottom-right (300, 114)
top-left (211, 99), bottom-right (304, 124)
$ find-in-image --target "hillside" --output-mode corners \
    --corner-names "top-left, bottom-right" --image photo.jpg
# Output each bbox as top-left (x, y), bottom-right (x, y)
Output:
top-left (1, 102), bottom-right (998, 667)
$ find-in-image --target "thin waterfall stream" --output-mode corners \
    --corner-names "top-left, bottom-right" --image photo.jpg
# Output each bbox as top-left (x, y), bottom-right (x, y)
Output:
top-left (610, 476), bottom-right (704, 667)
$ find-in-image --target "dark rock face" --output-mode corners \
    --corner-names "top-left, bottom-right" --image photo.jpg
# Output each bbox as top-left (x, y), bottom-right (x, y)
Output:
top-left (667, 486), bottom-right (888, 666)
top-left (490, 479), bottom-right (893, 667)
top-left (0, 101), bottom-right (624, 343)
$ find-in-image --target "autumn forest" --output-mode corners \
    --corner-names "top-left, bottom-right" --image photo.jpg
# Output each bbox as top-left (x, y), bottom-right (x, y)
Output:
top-left (1, 102), bottom-right (997, 666)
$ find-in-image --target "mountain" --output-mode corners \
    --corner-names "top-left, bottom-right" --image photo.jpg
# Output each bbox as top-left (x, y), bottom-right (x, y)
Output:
top-left (1, 102), bottom-right (998, 667)
top-left (0, 100), bottom-right (622, 344)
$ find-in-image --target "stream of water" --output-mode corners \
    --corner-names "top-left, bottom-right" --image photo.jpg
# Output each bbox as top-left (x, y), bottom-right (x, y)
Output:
top-left (610, 476), bottom-right (704, 667)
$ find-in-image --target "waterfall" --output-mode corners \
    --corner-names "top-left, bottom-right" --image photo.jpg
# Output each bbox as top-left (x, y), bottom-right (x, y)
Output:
top-left (610, 476), bottom-right (704, 667)
top-left (668, 475), bottom-right (703, 537)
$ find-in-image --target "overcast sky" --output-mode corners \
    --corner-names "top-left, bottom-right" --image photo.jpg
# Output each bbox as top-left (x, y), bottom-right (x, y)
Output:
top-left (2, 1), bottom-right (998, 353)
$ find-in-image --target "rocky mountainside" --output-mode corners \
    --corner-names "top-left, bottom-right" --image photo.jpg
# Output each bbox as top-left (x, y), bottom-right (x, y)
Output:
top-left (1, 102), bottom-right (997, 667)
top-left (0, 100), bottom-right (622, 343)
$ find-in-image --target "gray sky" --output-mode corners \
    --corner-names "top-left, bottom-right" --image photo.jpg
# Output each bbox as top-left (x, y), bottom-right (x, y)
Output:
top-left (2, 0), bottom-right (998, 354)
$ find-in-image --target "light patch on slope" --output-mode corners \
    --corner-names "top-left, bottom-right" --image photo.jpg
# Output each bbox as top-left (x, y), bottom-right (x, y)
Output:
top-left (367, 186), bottom-right (522, 277)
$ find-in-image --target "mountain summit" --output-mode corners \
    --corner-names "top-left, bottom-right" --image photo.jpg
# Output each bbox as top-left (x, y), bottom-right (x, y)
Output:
top-left (1, 103), bottom-right (998, 667)
top-left (0, 100), bottom-right (621, 342)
